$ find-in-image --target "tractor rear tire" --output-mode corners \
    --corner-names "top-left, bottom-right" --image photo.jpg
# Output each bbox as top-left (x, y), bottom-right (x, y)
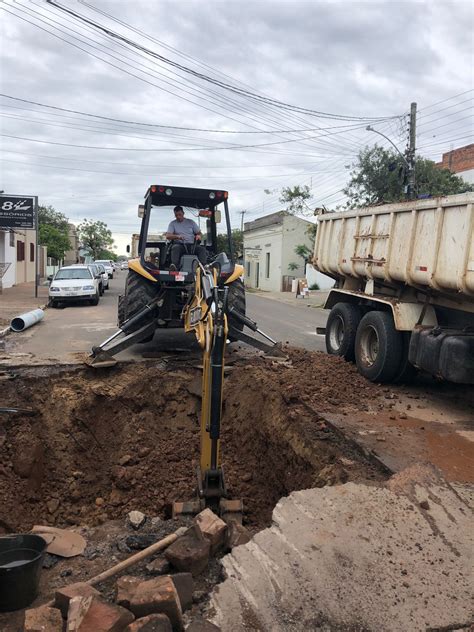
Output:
top-left (120, 270), bottom-right (157, 339)
top-left (227, 278), bottom-right (246, 341)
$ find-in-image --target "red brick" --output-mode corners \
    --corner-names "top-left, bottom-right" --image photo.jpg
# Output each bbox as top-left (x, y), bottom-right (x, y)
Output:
top-left (54, 581), bottom-right (101, 617)
top-left (124, 576), bottom-right (183, 631)
top-left (125, 614), bottom-right (173, 631)
top-left (165, 526), bottom-right (210, 576)
top-left (115, 575), bottom-right (141, 609)
top-left (170, 573), bottom-right (193, 611)
top-left (24, 605), bottom-right (63, 632)
top-left (194, 509), bottom-right (227, 554)
top-left (72, 596), bottom-right (134, 631)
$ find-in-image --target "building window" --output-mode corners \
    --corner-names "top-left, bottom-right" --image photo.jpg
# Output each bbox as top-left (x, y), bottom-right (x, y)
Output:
top-left (17, 240), bottom-right (25, 262)
top-left (9, 231), bottom-right (14, 247)
top-left (30, 243), bottom-right (35, 262)
top-left (246, 261), bottom-right (251, 276)
top-left (265, 252), bottom-right (270, 278)
top-left (255, 262), bottom-right (260, 288)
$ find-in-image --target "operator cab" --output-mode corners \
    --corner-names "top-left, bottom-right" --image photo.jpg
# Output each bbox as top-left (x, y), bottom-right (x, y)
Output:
top-left (135, 185), bottom-right (234, 283)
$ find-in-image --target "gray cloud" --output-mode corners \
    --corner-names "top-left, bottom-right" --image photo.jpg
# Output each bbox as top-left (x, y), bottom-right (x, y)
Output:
top-left (0, 0), bottom-right (472, 253)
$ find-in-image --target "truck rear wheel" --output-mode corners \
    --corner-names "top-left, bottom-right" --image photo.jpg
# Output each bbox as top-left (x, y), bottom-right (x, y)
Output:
top-left (325, 302), bottom-right (361, 361)
top-left (119, 271), bottom-right (157, 341)
top-left (227, 278), bottom-right (246, 341)
top-left (355, 311), bottom-right (403, 382)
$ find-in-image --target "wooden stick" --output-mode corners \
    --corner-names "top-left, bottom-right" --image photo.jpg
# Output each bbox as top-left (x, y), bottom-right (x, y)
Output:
top-left (86, 530), bottom-right (182, 587)
top-left (45, 527), bottom-right (185, 606)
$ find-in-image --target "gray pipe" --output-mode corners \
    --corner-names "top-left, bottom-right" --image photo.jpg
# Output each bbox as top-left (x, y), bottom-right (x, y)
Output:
top-left (10, 309), bottom-right (44, 332)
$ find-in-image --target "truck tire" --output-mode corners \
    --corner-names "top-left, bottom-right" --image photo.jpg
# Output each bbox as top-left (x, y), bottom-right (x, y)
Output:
top-left (325, 302), bottom-right (361, 361)
top-left (121, 270), bottom-right (157, 340)
top-left (355, 311), bottom-right (403, 382)
top-left (227, 278), bottom-right (246, 341)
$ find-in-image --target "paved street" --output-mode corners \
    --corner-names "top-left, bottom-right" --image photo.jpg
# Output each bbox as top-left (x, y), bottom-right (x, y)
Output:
top-left (1, 272), bottom-right (328, 365)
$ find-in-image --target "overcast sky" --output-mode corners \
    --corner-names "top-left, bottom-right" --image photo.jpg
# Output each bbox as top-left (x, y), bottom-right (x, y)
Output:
top-left (1, 0), bottom-right (472, 255)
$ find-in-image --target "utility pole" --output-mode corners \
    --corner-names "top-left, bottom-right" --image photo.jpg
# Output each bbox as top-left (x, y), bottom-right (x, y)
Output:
top-left (406, 102), bottom-right (417, 200)
top-left (240, 210), bottom-right (246, 232)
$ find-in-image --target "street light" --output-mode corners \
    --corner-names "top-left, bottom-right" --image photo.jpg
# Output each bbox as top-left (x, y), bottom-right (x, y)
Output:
top-left (365, 125), bottom-right (410, 169)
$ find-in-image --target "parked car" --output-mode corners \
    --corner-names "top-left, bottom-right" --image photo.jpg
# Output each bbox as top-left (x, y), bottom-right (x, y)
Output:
top-left (95, 260), bottom-right (114, 279)
top-left (94, 263), bottom-right (110, 291)
top-left (49, 265), bottom-right (100, 307)
top-left (74, 263), bottom-right (105, 295)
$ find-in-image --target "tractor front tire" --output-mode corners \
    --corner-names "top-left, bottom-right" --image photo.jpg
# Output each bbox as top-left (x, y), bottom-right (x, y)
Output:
top-left (227, 278), bottom-right (246, 341)
top-left (120, 270), bottom-right (157, 340)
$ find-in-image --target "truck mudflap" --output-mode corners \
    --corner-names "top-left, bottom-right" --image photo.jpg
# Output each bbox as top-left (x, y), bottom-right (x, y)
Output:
top-left (409, 327), bottom-right (474, 384)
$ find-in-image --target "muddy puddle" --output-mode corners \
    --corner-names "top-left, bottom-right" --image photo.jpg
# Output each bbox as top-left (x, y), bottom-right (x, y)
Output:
top-left (0, 352), bottom-right (386, 534)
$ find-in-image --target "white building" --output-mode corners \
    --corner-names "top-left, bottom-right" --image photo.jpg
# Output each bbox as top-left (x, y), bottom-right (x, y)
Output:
top-left (243, 211), bottom-right (315, 292)
top-left (0, 228), bottom-right (47, 289)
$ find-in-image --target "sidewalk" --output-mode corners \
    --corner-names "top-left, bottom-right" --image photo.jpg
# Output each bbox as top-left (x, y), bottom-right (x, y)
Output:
top-left (248, 288), bottom-right (329, 308)
top-left (0, 282), bottom-right (49, 327)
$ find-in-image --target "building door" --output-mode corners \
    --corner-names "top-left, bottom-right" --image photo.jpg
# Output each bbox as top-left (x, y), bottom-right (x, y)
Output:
top-left (255, 262), bottom-right (260, 288)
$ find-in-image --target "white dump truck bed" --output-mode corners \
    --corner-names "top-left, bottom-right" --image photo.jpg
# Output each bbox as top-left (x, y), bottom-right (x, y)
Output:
top-left (313, 193), bottom-right (474, 299)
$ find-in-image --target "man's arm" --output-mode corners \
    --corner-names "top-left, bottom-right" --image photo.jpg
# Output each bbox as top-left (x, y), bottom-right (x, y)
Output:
top-left (191, 220), bottom-right (203, 241)
top-left (165, 222), bottom-right (183, 241)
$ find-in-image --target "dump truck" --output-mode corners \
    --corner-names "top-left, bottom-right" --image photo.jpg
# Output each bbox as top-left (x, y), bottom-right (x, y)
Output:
top-left (313, 193), bottom-right (474, 384)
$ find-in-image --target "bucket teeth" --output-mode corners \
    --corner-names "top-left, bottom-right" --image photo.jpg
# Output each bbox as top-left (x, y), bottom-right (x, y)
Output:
top-left (172, 499), bottom-right (205, 518)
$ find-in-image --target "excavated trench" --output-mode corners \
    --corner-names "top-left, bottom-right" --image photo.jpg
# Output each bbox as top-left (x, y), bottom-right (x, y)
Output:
top-left (0, 352), bottom-right (387, 534)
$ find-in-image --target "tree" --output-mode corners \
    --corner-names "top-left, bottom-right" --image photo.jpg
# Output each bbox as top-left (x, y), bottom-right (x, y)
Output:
top-left (38, 205), bottom-right (71, 262)
top-left (279, 185), bottom-right (312, 215)
top-left (216, 229), bottom-right (243, 259)
top-left (344, 145), bottom-right (473, 207)
top-left (78, 219), bottom-right (114, 260)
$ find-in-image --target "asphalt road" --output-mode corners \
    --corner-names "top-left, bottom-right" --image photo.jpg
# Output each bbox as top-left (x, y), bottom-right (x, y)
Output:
top-left (3, 271), bottom-right (328, 365)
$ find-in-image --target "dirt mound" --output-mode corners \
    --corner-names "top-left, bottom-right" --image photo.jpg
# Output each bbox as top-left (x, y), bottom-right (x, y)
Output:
top-left (0, 352), bottom-right (386, 532)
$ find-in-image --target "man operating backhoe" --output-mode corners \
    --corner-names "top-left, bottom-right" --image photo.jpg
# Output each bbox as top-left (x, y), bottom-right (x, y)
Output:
top-left (165, 206), bottom-right (207, 270)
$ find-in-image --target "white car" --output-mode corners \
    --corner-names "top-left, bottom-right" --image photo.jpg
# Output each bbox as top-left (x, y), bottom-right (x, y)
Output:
top-left (49, 265), bottom-right (100, 307)
top-left (95, 260), bottom-right (114, 279)
top-left (94, 263), bottom-right (110, 290)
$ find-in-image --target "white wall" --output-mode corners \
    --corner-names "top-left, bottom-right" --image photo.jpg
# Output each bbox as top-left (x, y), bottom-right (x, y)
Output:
top-left (244, 224), bottom-right (283, 291)
top-left (459, 168), bottom-right (474, 184)
top-left (306, 263), bottom-right (335, 290)
top-left (281, 215), bottom-right (313, 281)
top-left (0, 231), bottom-right (16, 289)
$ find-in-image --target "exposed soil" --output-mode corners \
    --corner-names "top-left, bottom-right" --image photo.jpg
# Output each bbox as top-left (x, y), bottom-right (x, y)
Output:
top-left (0, 349), bottom-right (386, 534)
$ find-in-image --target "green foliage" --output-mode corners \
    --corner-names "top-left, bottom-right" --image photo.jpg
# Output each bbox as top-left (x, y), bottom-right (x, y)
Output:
top-left (280, 185), bottom-right (312, 214)
top-left (344, 145), bottom-right (473, 207)
top-left (38, 205), bottom-right (71, 262)
top-left (99, 249), bottom-right (117, 261)
top-left (78, 219), bottom-right (114, 260)
top-left (294, 244), bottom-right (311, 261)
top-left (309, 282), bottom-right (320, 290)
top-left (288, 262), bottom-right (299, 271)
top-left (216, 229), bottom-right (243, 258)
top-left (39, 224), bottom-right (71, 261)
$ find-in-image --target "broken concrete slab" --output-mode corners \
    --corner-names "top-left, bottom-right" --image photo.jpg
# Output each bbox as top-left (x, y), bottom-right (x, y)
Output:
top-left (165, 525), bottom-right (210, 576)
top-left (194, 509), bottom-right (226, 554)
top-left (125, 613), bottom-right (173, 631)
top-left (24, 604), bottom-right (63, 632)
top-left (185, 619), bottom-right (221, 632)
top-left (211, 465), bottom-right (473, 632)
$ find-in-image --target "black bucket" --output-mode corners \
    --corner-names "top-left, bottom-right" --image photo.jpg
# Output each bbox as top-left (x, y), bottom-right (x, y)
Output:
top-left (0, 534), bottom-right (47, 611)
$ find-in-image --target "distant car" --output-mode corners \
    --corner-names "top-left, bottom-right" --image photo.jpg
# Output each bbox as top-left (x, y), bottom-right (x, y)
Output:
top-left (120, 261), bottom-right (129, 270)
top-left (94, 263), bottom-right (109, 290)
top-left (49, 265), bottom-right (100, 307)
top-left (95, 260), bottom-right (114, 279)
